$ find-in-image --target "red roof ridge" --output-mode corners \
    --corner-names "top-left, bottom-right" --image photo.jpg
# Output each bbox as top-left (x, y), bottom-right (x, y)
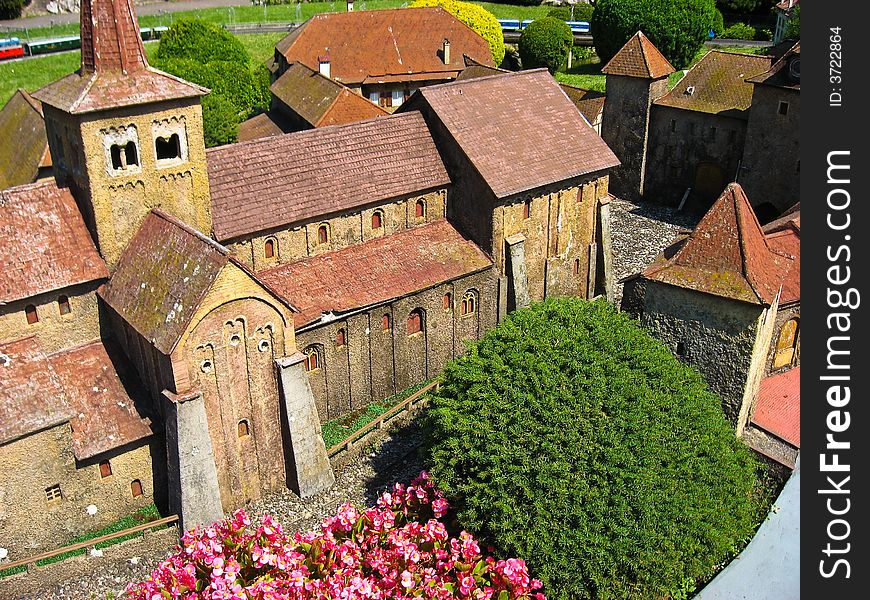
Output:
top-left (80, 0), bottom-right (148, 74)
top-left (601, 31), bottom-right (675, 79)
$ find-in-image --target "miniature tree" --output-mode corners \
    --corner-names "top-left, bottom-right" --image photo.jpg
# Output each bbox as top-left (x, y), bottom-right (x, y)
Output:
top-left (518, 17), bottom-right (575, 73)
top-left (410, 0), bottom-right (506, 66)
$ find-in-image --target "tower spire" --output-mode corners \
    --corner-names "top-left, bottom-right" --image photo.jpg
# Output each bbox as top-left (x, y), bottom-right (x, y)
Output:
top-left (80, 0), bottom-right (148, 74)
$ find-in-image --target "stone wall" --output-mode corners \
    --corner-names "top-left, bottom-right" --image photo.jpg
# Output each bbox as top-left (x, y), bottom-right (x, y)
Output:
top-left (0, 282), bottom-right (102, 354)
top-left (228, 189), bottom-right (447, 271)
top-left (296, 268), bottom-right (497, 422)
top-left (739, 85), bottom-right (800, 213)
top-left (0, 423), bottom-right (155, 561)
top-left (640, 280), bottom-right (762, 423)
top-left (644, 105), bottom-right (747, 206)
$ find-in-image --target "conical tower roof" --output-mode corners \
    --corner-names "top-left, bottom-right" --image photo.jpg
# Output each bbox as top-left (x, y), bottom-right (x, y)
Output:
top-left (601, 31), bottom-right (675, 79)
top-left (643, 183), bottom-right (793, 304)
top-left (33, 0), bottom-right (207, 114)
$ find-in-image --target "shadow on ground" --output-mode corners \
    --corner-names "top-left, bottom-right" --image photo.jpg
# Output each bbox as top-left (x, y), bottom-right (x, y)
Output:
top-left (361, 416), bottom-right (429, 506)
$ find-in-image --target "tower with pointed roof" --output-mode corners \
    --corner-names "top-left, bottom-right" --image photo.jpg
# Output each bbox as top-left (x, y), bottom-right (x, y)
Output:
top-left (32, 0), bottom-right (213, 269)
top-left (600, 31), bottom-right (674, 200)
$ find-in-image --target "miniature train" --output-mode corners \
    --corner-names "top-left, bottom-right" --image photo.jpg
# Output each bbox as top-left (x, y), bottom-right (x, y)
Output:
top-left (0, 26), bottom-right (168, 61)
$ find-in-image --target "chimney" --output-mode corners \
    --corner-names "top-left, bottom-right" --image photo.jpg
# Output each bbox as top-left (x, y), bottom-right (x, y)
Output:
top-left (319, 54), bottom-right (331, 79)
top-left (442, 38), bottom-right (451, 65)
top-left (347, 0), bottom-right (354, 11)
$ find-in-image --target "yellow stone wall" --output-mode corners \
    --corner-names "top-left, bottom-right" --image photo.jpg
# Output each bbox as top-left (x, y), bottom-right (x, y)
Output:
top-left (0, 424), bottom-right (154, 561)
top-left (0, 283), bottom-right (102, 354)
top-left (228, 189), bottom-right (447, 271)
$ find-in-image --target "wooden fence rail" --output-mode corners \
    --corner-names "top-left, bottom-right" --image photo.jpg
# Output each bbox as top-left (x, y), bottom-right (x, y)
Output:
top-left (0, 515), bottom-right (179, 573)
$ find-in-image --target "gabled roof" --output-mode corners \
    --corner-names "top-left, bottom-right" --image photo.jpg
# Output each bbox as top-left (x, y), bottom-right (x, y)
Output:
top-left (403, 69), bottom-right (619, 199)
top-left (48, 340), bottom-right (153, 460)
top-left (258, 219), bottom-right (493, 328)
top-left (643, 183), bottom-right (793, 304)
top-left (275, 7), bottom-right (493, 85)
top-left (753, 367), bottom-right (800, 447)
top-left (99, 210), bottom-right (296, 355)
top-left (32, 0), bottom-right (206, 114)
top-left (238, 111), bottom-right (290, 142)
top-left (655, 51), bottom-right (772, 118)
top-left (0, 180), bottom-right (108, 303)
top-left (601, 31), bottom-right (675, 79)
top-left (0, 336), bottom-right (73, 446)
top-left (271, 62), bottom-right (388, 128)
top-left (206, 111), bottom-right (450, 242)
top-left (764, 214), bottom-right (799, 305)
top-left (747, 41), bottom-right (800, 90)
top-left (0, 90), bottom-right (50, 190)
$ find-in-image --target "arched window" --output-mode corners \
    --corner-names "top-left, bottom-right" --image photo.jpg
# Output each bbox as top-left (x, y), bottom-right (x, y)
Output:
top-left (131, 480), bottom-right (143, 498)
top-left (382, 314), bottom-right (391, 331)
top-left (407, 309), bottom-right (424, 335)
top-left (415, 199), bottom-right (425, 219)
top-left (336, 328), bottom-right (346, 347)
top-left (58, 295), bottom-right (71, 315)
top-left (99, 460), bottom-right (112, 478)
top-left (371, 211), bottom-right (383, 229)
top-left (460, 290), bottom-right (477, 316)
top-left (443, 292), bottom-right (452, 310)
top-left (25, 304), bottom-right (38, 325)
top-left (304, 346), bottom-right (322, 372)
top-left (523, 199), bottom-right (531, 220)
top-left (317, 224), bottom-right (329, 245)
top-left (264, 238), bottom-right (276, 259)
top-left (238, 419), bottom-right (250, 437)
top-left (773, 318), bottom-right (799, 369)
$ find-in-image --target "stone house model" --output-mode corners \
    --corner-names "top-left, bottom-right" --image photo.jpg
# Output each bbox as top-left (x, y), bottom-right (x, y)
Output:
top-left (622, 183), bottom-right (800, 469)
top-left (0, 0), bottom-right (618, 559)
top-left (600, 33), bottom-right (800, 220)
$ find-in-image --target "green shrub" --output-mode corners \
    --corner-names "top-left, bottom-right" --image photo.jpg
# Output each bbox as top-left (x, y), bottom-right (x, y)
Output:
top-left (785, 5), bottom-right (800, 38)
top-left (424, 297), bottom-right (767, 600)
top-left (0, 0), bottom-right (24, 20)
top-left (201, 94), bottom-right (240, 147)
top-left (722, 22), bottom-right (756, 39)
top-left (546, 7), bottom-right (572, 21)
top-left (518, 17), bottom-right (574, 73)
top-left (592, 0), bottom-right (718, 70)
top-left (712, 8), bottom-right (725, 36)
top-left (548, 3), bottom-right (594, 22)
top-left (155, 18), bottom-right (248, 65)
top-left (410, 0), bottom-right (506, 65)
top-left (716, 0), bottom-right (760, 11)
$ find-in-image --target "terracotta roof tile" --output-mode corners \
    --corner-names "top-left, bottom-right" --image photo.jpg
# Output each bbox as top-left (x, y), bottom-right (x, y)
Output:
top-left (655, 51), bottom-right (772, 118)
top-left (258, 219), bottom-right (492, 328)
top-left (79, 0), bottom-right (147, 74)
top-left (0, 336), bottom-right (73, 445)
top-left (753, 367), bottom-right (800, 447)
top-left (601, 31), bottom-right (675, 79)
top-left (206, 111), bottom-right (450, 242)
top-left (237, 111), bottom-right (289, 142)
top-left (271, 62), bottom-right (388, 128)
top-left (405, 69), bottom-right (619, 198)
top-left (559, 84), bottom-right (606, 126)
top-left (644, 183), bottom-right (793, 304)
top-left (276, 7), bottom-right (493, 85)
top-left (0, 180), bottom-right (108, 303)
top-left (48, 340), bottom-right (153, 460)
top-left (0, 90), bottom-right (50, 190)
top-left (765, 223), bottom-right (799, 305)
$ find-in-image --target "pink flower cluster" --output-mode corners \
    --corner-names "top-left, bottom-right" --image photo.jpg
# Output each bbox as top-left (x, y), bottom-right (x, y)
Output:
top-left (125, 472), bottom-right (544, 600)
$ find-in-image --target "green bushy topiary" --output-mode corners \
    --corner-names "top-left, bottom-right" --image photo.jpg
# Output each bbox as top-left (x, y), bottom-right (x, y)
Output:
top-left (424, 297), bottom-right (768, 600)
top-left (592, 0), bottom-right (717, 70)
top-left (721, 22), bottom-right (756, 39)
top-left (201, 94), bottom-right (240, 148)
top-left (518, 17), bottom-right (574, 73)
top-left (410, 0), bottom-right (506, 66)
top-left (155, 18), bottom-right (248, 65)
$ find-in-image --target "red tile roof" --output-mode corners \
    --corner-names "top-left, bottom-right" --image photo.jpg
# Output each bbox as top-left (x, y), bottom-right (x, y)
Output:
top-left (275, 7), bottom-right (493, 86)
top-left (655, 51), bottom-right (772, 118)
top-left (405, 69), bottom-right (619, 199)
top-left (644, 183), bottom-right (793, 304)
top-left (0, 336), bottom-right (73, 445)
top-left (32, 0), bottom-right (206, 113)
top-left (48, 340), bottom-right (152, 460)
top-left (753, 367), bottom-right (800, 447)
top-left (206, 111), bottom-right (450, 242)
top-left (258, 219), bottom-right (492, 328)
top-left (765, 223), bottom-right (800, 305)
top-left (100, 210), bottom-right (295, 355)
top-left (601, 31), bottom-right (675, 79)
top-left (237, 111), bottom-right (289, 142)
top-left (0, 90), bottom-right (50, 190)
top-left (0, 180), bottom-right (108, 303)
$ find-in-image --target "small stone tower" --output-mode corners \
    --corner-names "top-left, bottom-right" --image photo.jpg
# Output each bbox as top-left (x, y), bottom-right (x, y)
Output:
top-left (33, 0), bottom-right (213, 269)
top-left (600, 32), bottom-right (674, 201)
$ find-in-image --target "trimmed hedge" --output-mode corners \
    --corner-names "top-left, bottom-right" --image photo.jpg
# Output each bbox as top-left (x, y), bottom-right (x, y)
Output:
top-left (424, 297), bottom-right (768, 600)
top-left (155, 18), bottom-right (248, 64)
top-left (410, 0), bottom-right (506, 66)
top-left (722, 22), bottom-right (756, 39)
top-left (0, 0), bottom-right (24, 20)
top-left (518, 17), bottom-right (574, 73)
top-left (547, 3), bottom-right (595, 22)
top-left (592, 0), bottom-right (718, 70)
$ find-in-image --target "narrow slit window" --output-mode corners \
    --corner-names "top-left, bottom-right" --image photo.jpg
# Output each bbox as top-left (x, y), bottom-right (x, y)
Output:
top-left (573, 258), bottom-right (581, 275)
top-left (415, 200), bottom-right (425, 219)
top-left (25, 304), bottom-right (38, 325)
top-left (131, 479), bottom-right (143, 498)
top-left (407, 309), bottom-right (423, 335)
top-left (371, 211), bottom-right (383, 229)
top-left (778, 101), bottom-right (789, 116)
top-left (523, 199), bottom-right (531, 220)
top-left (443, 293), bottom-right (452, 310)
top-left (264, 239), bottom-right (276, 259)
top-left (110, 144), bottom-right (123, 170)
top-left (155, 133), bottom-right (181, 161)
top-left (124, 141), bottom-right (139, 167)
top-left (318, 224), bottom-right (329, 244)
top-left (238, 420), bottom-right (250, 437)
top-left (58, 295), bottom-right (71, 315)
top-left (336, 328), bottom-right (346, 347)
top-left (382, 314), bottom-right (391, 331)
top-left (99, 460), bottom-right (112, 478)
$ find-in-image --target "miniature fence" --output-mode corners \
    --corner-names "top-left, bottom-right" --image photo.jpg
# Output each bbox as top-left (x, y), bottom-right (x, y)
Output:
top-left (0, 515), bottom-right (179, 574)
top-left (327, 379), bottom-right (441, 458)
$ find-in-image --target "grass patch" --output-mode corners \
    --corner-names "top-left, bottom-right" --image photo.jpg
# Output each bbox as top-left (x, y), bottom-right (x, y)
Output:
top-left (322, 379), bottom-right (436, 449)
top-left (0, 504), bottom-right (163, 576)
top-left (555, 58), bottom-right (605, 92)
